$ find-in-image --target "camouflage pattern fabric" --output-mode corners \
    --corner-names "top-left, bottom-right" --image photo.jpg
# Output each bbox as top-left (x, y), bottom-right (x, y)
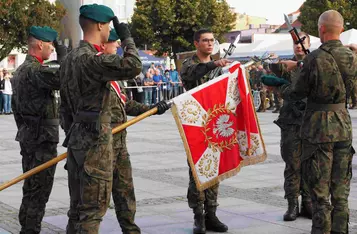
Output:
top-left (60, 38), bottom-right (142, 233)
top-left (302, 140), bottom-right (354, 233)
top-left (19, 142), bottom-right (57, 234)
top-left (280, 125), bottom-right (309, 199)
top-left (66, 143), bottom-right (113, 234)
top-left (110, 82), bottom-right (149, 234)
top-left (280, 40), bottom-right (357, 233)
top-left (11, 55), bottom-right (60, 234)
top-left (187, 161), bottom-right (219, 209)
top-left (258, 89), bottom-right (267, 111)
top-left (181, 54), bottom-right (222, 212)
top-left (180, 54), bottom-right (222, 91)
top-left (269, 59), bottom-right (309, 200)
top-left (12, 55), bottom-right (60, 144)
top-left (350, 81), bottom-right (357, 106)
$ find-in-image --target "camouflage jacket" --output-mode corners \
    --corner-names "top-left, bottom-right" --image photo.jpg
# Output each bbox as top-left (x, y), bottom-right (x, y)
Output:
top-left (110, 81), bottom-right (150, 149)
top-left (180, 54), bottom-right (223, 91)
top-left (280, 40), bottom-right (357, 143)
top-left (60, 38), bottom-right (142, 150)
top-left (270, 57), bottom-right (306, 126)
top-left (11, 55), bottom-right (60, 144)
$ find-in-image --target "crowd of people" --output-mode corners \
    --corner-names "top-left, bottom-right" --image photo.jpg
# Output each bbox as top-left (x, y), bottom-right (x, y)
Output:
top-left (0, 68), bottom-right (13, 115)
top-left (2, 2), bottom-right (357, 234)
top-left (125, 62), bottom-right (184, 105)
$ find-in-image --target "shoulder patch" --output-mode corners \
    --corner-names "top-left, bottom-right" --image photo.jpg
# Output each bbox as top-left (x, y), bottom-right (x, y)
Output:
top-left (96, 52), bottom-right (104, 56)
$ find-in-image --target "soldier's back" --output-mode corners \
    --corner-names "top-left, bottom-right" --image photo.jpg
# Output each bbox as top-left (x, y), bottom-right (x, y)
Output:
top-left (301, 40), bottom-right (357, 143)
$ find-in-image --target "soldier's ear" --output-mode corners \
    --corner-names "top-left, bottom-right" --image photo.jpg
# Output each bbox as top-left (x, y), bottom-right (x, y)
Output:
top-left (38, 40), bottom-right (44, 50)
top-left (194, 40), bottom-right (199, 48)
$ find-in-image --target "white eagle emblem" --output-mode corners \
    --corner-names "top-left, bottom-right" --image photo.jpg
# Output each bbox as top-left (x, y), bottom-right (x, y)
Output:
top-left (213, 114), bottom-right (234, 138)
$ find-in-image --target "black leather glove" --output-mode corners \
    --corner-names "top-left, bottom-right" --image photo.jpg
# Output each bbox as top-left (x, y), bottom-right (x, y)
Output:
top-left (151, 101), bottom-right (170, 115)
top-left (54, 40), bottom-right (67, 62)
top-left (112, 16), bottom-right (131, 41)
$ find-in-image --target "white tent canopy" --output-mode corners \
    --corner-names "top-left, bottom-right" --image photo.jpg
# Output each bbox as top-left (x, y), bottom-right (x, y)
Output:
top-left (220, 29), bottom-right (357, 60)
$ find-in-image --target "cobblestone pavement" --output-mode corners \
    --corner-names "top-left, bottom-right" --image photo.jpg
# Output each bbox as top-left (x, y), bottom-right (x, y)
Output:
top-left (1, 110), bottom-right (357, 233)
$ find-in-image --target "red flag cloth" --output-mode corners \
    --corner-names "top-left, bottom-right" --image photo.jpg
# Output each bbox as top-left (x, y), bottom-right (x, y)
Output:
top-left (172, 62), bottom-right (266, 191)
top-left (111, 81), bottom-right (127, 105)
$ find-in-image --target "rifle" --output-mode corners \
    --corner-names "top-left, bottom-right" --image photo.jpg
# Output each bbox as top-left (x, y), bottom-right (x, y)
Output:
top-left (209, 34), bottom-right (241, 79)
top-left (284, 14), bottom-right (310, 55)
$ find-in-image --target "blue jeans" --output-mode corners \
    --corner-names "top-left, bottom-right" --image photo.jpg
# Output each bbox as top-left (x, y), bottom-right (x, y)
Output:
top-left (144, 90), bottom-right (152, 106)
top-left (3, 94), bottom-right (11, 113)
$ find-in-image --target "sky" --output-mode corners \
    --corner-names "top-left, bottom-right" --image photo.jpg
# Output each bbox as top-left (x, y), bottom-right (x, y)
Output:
top-left (226, 0), bottom-right (306, 25)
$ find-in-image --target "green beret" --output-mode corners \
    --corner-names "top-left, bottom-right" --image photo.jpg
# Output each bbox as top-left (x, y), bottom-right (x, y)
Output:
top-left (80, 4), bottom-right (115, 23)
top-left (29, 26), bottom-right (58, 42)
top-left (261, 75), bottom-right (290, 87)
top-left (108, 29), bottom-right (119, 42)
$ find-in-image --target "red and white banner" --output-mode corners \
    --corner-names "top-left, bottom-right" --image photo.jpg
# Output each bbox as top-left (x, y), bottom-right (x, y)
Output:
top-left (172, 62), bottom-right (266, 191)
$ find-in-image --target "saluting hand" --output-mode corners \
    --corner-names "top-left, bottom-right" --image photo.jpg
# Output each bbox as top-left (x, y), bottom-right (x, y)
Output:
top-left (214, 59), bottom-right (232, 67)
top-left (112, 16), bottom-right (131, 41)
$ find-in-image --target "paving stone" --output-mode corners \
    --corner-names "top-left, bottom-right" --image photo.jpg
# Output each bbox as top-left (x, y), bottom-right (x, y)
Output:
top-left (1, 111), bottom-right (357, 233)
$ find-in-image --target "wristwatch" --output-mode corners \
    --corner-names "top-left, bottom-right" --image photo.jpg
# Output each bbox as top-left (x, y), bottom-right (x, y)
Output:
top-left (297, 60), bottom-right (304, 69)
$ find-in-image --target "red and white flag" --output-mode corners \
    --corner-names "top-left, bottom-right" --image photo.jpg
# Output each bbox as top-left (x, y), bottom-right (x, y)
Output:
top-left (172, 62), bottom-right (266, 191)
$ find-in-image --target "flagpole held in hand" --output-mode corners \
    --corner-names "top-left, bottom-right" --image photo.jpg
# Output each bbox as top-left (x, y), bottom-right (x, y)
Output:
top-left (0, 100), bottom-right (174, 192)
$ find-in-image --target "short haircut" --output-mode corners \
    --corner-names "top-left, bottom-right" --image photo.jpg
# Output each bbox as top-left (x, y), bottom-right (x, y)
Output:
top-left (79, 15), bottom-right (97, 32)
top-left (298, 31), bottom-right (310, 44)
top-left (194, 28), bottom-right (213, 42)
top-left (28, 36), bottom-right (39, 49)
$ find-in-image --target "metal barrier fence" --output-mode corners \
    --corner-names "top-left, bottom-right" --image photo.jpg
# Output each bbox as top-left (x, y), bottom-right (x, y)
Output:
top-left (123, 82), bottom-right (184, 104)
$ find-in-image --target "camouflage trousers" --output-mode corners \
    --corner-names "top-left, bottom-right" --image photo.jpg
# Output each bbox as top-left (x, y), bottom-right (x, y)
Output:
top-left (280, 124), bottom-right (309, 199)
top-left (112, 142), bottom-right (140, 234)
top-left (187, 161), bottom-right (219, 211)
top-left (19, 141), bottom-right (57, 234)
top-left (273, 90), bottom-right (282, 109)
top-left (302, 140), bottom-right (354, 234)
top-left (350, 81), bottom-right (357, 106)
top-left (259, 89), bottom-right (267, 111)
top-left (66, 142), bottom-right (113, 234)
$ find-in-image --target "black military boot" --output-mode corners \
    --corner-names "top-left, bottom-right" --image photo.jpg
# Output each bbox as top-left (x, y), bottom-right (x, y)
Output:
top-left (205, 207), bottom-right (228, 232)
top-left (193, 207), bottom-right (206, 234)
top-left (300, 197), bottom-right (312, 219)
top-left (283, 198), bottom-right (299, 221)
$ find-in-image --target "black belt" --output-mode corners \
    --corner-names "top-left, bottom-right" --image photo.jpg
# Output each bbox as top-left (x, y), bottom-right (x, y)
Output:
top-left (306, 102), bottom-right (346, 111)
top-left (42, 119), bottom-right (60, 125)
top-left (73, 115), bottom-right (111, 123)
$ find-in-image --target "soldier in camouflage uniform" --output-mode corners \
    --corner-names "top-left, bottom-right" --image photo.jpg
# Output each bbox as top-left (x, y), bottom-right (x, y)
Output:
top-left (277, 11), bottom-right (356, 234)
top-left (59, 4), bottom-right (143, 233)
top-left (102, 29), bottom-right (169, 234)
top-left (268, 32), bottom-right (312, 222)
top-left (11, 26), bottom-right (67, 234)
top-left (181, 28), bottom-right (231, 234)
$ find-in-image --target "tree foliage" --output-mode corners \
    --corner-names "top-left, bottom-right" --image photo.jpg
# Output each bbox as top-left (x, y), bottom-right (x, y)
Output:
top-left (130, 0), bottom-right (236, 57)
top-left (0, 0), bottom-right (66, 61)
top-left (298, 0), bottom-right (357, 37)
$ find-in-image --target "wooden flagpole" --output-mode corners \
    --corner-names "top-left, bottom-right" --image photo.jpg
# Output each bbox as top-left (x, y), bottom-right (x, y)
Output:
top-left (0, 106), bottom-right (164, 192)
top-left (0, 61), bottom-right (260, 192)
